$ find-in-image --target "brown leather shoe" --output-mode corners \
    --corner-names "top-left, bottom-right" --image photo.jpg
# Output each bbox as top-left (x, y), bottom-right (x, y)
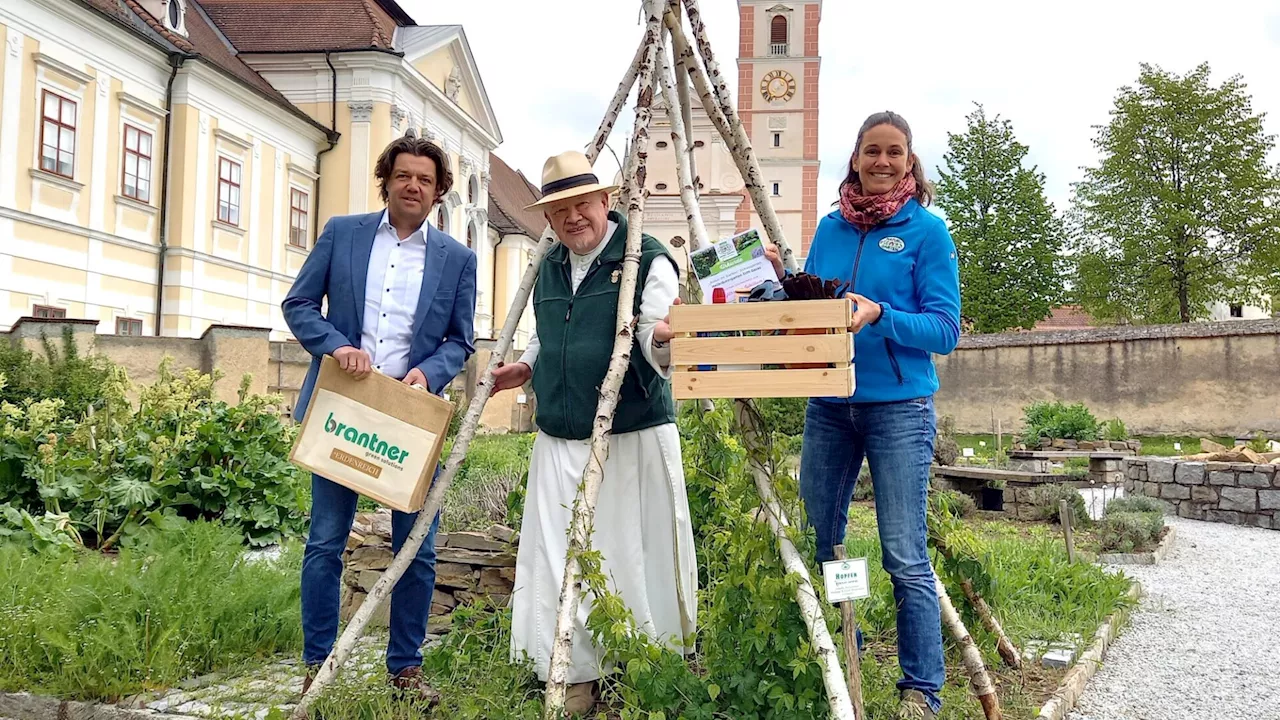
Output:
top-left (564, 681), bottom-right (600, 715)
top-left (388, 666), bottom-right (442, 706)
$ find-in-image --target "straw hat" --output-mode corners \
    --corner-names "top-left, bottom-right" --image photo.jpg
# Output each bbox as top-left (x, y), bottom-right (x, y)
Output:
top-left (525, 150), bottom-right (620, 209)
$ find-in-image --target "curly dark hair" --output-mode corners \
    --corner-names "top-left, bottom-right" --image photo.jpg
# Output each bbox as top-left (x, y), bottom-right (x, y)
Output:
top-left (374, 136), bottom-right (453, 204)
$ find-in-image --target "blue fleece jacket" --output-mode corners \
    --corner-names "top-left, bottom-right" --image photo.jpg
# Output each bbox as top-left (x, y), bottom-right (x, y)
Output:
top-left (803, 199), bottom-right (961, 404)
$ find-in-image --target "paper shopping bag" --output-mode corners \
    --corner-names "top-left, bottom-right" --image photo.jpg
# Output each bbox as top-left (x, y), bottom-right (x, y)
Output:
top-left (290, 355), bottom-right (454, 512)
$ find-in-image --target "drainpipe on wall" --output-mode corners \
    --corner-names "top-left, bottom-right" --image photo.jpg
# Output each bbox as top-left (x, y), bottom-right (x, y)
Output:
top-left (312, 51), bottom-right (340, 244)
top-left (154, 52), bottom-right (190, 336)
top-left (490, 232), bottom-right (505, 341)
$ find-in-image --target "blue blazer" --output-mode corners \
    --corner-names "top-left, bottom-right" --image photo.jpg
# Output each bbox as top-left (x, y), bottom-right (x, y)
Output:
top-left (282, 212), bottom-right (477, 421)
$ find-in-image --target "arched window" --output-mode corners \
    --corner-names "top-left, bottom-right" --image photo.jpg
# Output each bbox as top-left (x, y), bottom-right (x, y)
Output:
top-left (466, 222), bottom-right (475, 248)
top-left (469, 175), bottom-right (480, 205)
top-left (436, 204), bottom-right (448, 235)
top-left (770, 16), bottom-right (788, 55)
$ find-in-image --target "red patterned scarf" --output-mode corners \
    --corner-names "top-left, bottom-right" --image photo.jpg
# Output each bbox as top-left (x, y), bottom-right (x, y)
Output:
top-left (839, 174), bottom-right (917, 232)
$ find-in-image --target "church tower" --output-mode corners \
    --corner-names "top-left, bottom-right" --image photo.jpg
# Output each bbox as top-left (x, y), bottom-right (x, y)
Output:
top-left (737, 0), bottom-right (821, 257)
top-left (638, 1), bottom-right (821, 264)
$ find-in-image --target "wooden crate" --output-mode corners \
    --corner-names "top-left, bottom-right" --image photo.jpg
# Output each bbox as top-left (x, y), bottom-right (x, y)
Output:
top-left (669, 299), bottom-right (855, 400)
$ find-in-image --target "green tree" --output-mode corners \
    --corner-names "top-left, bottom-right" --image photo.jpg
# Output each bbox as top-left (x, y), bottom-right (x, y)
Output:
top-left (935, 104), bottom-right (1065, 333)
top-left (1070, 63), bottom-right (1280, 324)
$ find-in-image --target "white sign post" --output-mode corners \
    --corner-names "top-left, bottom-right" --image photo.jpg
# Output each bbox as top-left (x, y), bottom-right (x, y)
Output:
top-left (827, 546), bottom-right (869, 719)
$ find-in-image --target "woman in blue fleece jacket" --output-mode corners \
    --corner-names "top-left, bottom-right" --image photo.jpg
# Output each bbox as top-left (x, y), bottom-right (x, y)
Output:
top-left (800, 111), bottom-right (960, 718)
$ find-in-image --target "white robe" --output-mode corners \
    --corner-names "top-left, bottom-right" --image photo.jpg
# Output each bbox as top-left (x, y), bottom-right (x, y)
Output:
top-left (509, 224), bottom-right (698, 683)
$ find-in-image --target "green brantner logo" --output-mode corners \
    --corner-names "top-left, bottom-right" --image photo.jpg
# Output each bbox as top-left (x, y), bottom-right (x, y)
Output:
top-left (325, 412), bottom-right (410, 464)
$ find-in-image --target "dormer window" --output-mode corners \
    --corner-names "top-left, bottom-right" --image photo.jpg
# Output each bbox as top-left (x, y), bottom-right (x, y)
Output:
top-left (165, 0), bottom-right (186, 35)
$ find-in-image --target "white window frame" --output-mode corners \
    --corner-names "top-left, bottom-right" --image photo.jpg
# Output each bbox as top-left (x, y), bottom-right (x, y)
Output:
top-left (771, 181), bottom-right (781, 197)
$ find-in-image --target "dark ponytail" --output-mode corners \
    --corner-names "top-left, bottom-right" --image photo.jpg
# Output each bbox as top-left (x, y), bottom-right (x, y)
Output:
top-left (837, 111), bottom-right (933, 207)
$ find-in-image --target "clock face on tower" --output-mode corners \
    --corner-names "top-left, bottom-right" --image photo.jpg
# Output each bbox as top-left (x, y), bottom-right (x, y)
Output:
top-left (760, 69), bottom-right (797, 103)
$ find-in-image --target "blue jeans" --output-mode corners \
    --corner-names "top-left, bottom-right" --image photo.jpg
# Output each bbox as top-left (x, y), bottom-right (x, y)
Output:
top-left (301, 474), bottom-right (441, 674)
top-left (799, 397), bottom-right (944, 713)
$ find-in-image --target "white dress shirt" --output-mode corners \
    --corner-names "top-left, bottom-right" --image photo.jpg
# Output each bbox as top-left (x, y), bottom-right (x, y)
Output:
top-left (361, 210), bottom-right (429, 380)
top-left (518, 220), bottom-right (677, 377)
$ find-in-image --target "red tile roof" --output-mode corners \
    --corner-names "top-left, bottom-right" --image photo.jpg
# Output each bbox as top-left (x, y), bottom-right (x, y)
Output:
top-left (78, 0), bottom-right (331, 136)
top-left (1032, 305), bottom-right (1097, 331)
top-left (488, 154), bottom-right (546, 238)
top-left (200, 0), bottom-right (405, 52)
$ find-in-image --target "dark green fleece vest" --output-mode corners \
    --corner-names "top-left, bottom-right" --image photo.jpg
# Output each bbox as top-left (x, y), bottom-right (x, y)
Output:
top-left (531, 211), bottom-right (677, 441)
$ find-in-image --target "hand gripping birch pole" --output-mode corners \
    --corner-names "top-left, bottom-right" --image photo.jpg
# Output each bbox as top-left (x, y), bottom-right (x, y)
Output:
top-left (542, 1), bottom-right (666, 715)
top-left (290, 30), bottom-right (656, 720)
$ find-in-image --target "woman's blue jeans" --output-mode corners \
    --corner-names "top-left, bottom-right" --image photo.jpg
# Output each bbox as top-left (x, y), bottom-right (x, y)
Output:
top-left (799, 397), bottom-right (944, 713)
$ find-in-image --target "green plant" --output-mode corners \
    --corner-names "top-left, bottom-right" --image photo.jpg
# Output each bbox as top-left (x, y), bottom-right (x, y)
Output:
top-left (1021, 401), bottom-right (1100, 443)
top-left (1030, 484), bottom-right (1090, 526)
top-left (929, 489), bottom-right (976, 519)
top-left (0, 520), bottom-right (302, 700)
top-left (1105, 495), bottom-right (1165, 516)
top-left (933, 415), bottom-right (959, 466)
top-left (1247, 432), bottom-right (1271, 454)
top-left (853, 464), bottom-right (874, 501)
top-left (1100, 418), bottom-right (1128, 442)
top-left (756, 396), bottom-right (807, 437)
top-left (0, 329), bottom-right (115, 418)
top-left (0, 359), bottom-right (309, 548)
top-left (1098, 511), bottom-right (1164, 553)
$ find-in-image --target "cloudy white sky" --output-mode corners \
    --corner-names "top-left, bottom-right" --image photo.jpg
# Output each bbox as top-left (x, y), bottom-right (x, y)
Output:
top-left (404, 0), bottom-right (1280, 220)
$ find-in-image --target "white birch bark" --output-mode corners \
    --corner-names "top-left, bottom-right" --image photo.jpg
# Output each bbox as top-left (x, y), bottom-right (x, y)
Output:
top-left (542, 0), bottom-right (667, 715)
top-left (678, 0), bottom-right (798, 272)
top-left (936, 571), bottom-right (1004, 720)
top-left (733, 402), bottom-right (856, 720)
top-left (657, 30), bottom-right (711, 254)
top-left (290, 23), bottom-right (654, 720)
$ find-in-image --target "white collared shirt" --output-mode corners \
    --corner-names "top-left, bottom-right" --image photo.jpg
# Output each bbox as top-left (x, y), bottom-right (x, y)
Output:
top-left (519, 221), bottom-right (676, 377)
top-left (361, 210), bottom-right (429, 380)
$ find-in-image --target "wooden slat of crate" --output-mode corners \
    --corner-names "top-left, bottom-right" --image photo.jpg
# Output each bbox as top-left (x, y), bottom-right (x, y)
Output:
top-left (671, 332), bottom-right (852, 367)
top-left (669, 298), bottom-right (851, 333)
top-left (672, 366), bottom-right (855, 399)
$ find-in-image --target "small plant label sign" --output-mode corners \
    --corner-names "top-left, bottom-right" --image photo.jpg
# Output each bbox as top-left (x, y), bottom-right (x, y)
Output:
top-left (962, 447), bottom-right (976, 457)
top-left (822, 557), bottom-right (870, 603)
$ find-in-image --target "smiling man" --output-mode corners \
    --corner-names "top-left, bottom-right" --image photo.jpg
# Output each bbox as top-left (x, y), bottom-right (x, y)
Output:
top-left (282, 136), bottom-right (477, 703)
top-left (490, 150), bottom-right (697, 714)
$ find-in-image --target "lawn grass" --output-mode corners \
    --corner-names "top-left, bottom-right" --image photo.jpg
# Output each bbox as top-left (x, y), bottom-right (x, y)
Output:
top-left (0, 520), bottom-right (302, 701)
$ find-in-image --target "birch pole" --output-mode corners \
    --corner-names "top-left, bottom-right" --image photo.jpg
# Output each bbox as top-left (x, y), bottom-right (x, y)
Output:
top-left (291, 29), bottom-right (654, 720)
top-left (543, 1), bottom-right (666, 715)
top-left (735, 402), bottom-right (856, 720)
top-left (657, 30), bottom-right (711, 253)
top-left (678, 0), bottom-right (797, 271)
top-left (667, 0), bottom-right (699, 204)
top-left (936, 572), bottom-right (1004, 720)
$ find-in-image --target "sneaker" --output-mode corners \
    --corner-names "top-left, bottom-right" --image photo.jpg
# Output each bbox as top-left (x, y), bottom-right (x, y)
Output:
top-left (564, 680), bottom-right (600, 715)
top-left (898, 689), bottom-right (936, 719)
top-left (388, 666), bottom-right (442, 707)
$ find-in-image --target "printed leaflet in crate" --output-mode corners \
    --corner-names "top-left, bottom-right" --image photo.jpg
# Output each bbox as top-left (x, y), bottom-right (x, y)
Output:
top-left (290, 355), bottom-right (453, 512)
top-left (669, 298), bottom-right (855, 399)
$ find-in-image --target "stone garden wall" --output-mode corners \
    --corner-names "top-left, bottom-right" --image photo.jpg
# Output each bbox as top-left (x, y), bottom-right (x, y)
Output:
top-left (1125, 459), bottom-right (1280, 530)
top-left (339, 510), bottom-right (518, 634)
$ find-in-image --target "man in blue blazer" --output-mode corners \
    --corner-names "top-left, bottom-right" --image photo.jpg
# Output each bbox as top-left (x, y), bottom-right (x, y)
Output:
top-left (283, 135), bottom-right (476, 702)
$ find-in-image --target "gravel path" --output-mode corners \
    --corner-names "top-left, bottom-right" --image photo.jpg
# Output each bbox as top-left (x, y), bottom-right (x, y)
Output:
top-left (1070, 517), bottom-right (1280, 720)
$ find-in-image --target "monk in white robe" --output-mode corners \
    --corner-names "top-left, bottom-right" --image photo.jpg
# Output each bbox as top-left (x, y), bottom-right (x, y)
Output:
top-left (491, 150), bottom-right (697, 714)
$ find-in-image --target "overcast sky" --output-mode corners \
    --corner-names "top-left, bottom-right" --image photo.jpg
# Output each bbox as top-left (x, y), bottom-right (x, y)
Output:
top-left (404, 0), bottom-right (1280, 221)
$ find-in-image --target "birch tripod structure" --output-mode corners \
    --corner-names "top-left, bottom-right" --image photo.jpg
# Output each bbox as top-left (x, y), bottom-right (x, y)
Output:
top-left (293, 1), bottom-right (1002, 719)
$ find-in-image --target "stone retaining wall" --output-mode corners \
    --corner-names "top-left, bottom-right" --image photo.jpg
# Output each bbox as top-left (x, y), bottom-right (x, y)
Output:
top-left (1126, 459), bottom-right (1280, 529)
top-left (339, 510), bottom-right (518, 634)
